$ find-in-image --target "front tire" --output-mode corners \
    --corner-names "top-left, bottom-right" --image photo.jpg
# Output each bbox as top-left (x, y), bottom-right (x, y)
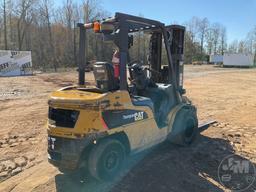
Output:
top-left (167, 105), bottom-right (198, 146)
top-left (88, 139), bottom-right (126, 181)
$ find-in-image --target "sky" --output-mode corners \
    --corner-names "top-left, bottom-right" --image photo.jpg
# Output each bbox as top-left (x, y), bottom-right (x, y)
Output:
top-left (54, 0), bottom-right (256, 43)
top-left (99, 0), bottom-right (256, 43)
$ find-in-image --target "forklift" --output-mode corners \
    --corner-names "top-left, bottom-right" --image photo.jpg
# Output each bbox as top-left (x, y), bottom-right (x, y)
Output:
top-left (47, 12), bottom-right (198, 181)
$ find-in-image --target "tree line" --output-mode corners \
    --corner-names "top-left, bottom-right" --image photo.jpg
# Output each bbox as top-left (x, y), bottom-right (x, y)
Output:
top-left (0, 0), bottom-right (113, 71)
top-left (184, 17), bottom-right (227, 63)
top-left (0, 0), bottom-right (255, 71)
top-left (183, 17), bottom-right (256, 63)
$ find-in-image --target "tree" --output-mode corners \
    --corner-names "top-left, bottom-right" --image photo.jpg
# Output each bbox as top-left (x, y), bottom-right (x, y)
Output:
top-left (0, 8), bottom-right (2, 48)
top-left (228, 40), bottom-right (238, 53)
top-left (3, 0), bottom-right (7, 49)
top-left (1, 1), bottom-right (245, 69)
top-left (7, 0), bottom-right (15, 49)
top-left (238, 40), bottom-right (246, 53)
top-left (198, 17), bottom-right (209, 54)
top-left (184, 17), bottom-right (199, 63)
top-left (185, 17), bottom-right (200, 43)
top-left (15, 0), bottom-right (36, 50)
top-left (211, 23), bottom-right (221, 54)
top-left (220, 25), bottom-right (227, 55)
top-left (245, 26), bottom-right (256, 57)
top-left (38, 0), bottom-right (58, 71)
top-left (205, 27), bottom-right (214, 55)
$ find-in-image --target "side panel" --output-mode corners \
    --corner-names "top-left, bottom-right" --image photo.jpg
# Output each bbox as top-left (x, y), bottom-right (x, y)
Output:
top-left (102, 92), bottom-right (167, 151)
top-left (102, 109), bottom-right (149, 129)
top-left (48, 90), bottom-right (169, 153)
top-left (107, 117), bottom-right (168, 153)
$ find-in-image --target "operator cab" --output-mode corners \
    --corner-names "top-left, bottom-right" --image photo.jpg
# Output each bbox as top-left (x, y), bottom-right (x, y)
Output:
top-left (128, 63), bottom-right (174, 127)
top-left (78, 13), bottom-right (185, 127)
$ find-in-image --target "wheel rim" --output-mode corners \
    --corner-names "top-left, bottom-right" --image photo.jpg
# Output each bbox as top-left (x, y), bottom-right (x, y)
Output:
top-left (104, 150), bottom-right (119, 171)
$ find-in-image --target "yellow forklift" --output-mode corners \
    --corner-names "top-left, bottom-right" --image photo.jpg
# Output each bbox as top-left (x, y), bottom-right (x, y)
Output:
top-left (47, 12), bottom-right (198, 181)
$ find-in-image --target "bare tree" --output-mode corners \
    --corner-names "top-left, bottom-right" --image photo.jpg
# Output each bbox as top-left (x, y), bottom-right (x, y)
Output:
top-left (0, 8), bottom-right (2, 47)
top-left (220, 25), bottom-right (227, 55)
top-left (245, 27), bottom-right (256, 59)
top-left (205, 27), bottom-right (214, 55)
top-left (7, 0), bottom-right (15, 49)
top-left (228, 40), bottom-right (238, 53)
top-left (15, 0), bottom-right (36, 50)
top-left (184, 17), bottom-right (201, 63)
top-left (3, 0), bottom-right (8, 49)
top-left (185, 16), bottom-right (200, 43)
top-left (211, 23), bottom-right (221, 54)
top-left (198, 17), bottom-right (209, 54)
top-left (0, 0), bottom-right (9, 49)
top-left (245, 31), bottom-right (254, 54)
top-left (238, 40), bottom-right (246, 53)
top-left (81, 0), bottom-right (110, 61)
top-left (39, 0), bottom-right (57, 71)
top-left (252, 27), bottom-right (256, 60)
top-left (82, 0), bottom-right (105, 22)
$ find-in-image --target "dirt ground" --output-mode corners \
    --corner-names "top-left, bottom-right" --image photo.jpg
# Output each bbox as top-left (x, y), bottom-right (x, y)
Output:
top-left (0, 65), bottom-right (256, 192)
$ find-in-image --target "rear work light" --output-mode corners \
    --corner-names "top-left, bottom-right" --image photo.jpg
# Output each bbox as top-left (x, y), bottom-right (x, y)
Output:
top-left (93, 21), bottom-right (101, 33)
top-left (84, 20), bottom-right (115, 34)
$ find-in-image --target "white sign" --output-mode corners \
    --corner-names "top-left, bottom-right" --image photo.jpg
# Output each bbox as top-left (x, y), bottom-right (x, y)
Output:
top-left (0, 50), bottom-right (33, 77)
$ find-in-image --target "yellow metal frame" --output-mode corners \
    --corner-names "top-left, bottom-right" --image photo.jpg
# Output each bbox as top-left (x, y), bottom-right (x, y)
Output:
top-left (47, 88), bottom-right (180, 152)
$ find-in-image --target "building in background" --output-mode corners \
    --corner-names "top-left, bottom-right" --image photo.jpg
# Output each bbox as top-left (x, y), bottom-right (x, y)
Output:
top-left (223, 53), bottom-right (254, 67)
top-left (209, 54), bottom-right (223, 64)
top-left (0, 51), bottom-right (32, 77)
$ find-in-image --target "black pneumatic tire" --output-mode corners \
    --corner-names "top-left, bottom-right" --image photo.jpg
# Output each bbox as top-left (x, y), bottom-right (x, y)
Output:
top-left (88, 139), bottom-right (126, 181)
top-left (168, 105), bottom-right (198, 146)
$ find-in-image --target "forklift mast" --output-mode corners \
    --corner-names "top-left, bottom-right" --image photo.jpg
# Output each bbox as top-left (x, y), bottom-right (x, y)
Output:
top-left (169, 25), bottom-right (185, 94)
top-left (149, 25), bottom-right (185, 93)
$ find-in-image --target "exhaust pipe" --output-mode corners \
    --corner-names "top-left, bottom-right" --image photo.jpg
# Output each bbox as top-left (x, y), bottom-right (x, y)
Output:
top-left (77, 23), bottom-right (86, 86)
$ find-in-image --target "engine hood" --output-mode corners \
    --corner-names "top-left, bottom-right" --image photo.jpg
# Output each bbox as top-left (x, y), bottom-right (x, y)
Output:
top-left (48, 86), bottom-right (107, 109)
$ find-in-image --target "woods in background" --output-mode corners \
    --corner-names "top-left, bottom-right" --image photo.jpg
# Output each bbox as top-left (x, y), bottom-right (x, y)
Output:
top-left (184, 17), bottom-right (256, 63)
top-left (0, 0), bottom-right (113, 71)
top-left (0, 0), bottom-right (256, 70)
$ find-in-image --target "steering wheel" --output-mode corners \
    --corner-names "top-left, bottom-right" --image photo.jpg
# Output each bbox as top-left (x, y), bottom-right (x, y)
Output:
top-left (128, 60), bottom-right (141, 81)
top-left (144, 67), bottom-right (162, 77)
top-left (127, 60), bottom-right (140, 67)
top-left (129, 62), bottom-right (161, 77)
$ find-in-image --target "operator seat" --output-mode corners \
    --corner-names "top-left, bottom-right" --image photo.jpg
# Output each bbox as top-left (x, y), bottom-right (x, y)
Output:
top-left (129, 63), bottom-right (169, 126)
top-left (93, 62), bottom-right (119, 92)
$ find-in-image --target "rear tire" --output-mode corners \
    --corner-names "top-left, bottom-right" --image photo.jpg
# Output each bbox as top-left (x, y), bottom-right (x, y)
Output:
top-left (88, 139), bottom-right (126, 181)
top-left (167, 105), bottom-right (198, 146)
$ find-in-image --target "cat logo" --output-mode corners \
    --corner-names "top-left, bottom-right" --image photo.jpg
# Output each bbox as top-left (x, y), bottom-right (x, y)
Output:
top-left (122, 111), bottom-right (145, 121)
top-left (134, 112), bottom-right (144, 121)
